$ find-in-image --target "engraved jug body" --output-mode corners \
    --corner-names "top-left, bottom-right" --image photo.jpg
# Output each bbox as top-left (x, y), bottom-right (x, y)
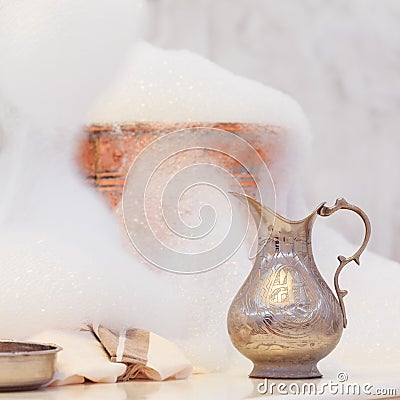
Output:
top-left (227, 194), bottom-right (370, 379)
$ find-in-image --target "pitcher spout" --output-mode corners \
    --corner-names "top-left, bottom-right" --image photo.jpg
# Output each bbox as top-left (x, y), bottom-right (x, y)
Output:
top-left (230, 192), bottom-right (324, 241)
top-left (230, 192), bottom-right (276, 239)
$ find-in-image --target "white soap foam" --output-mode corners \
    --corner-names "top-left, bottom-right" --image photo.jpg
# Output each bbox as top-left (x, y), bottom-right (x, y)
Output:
top-left (0, 1), bottom-right (251, 371)
top-left (87, 42), bottom-right (309, 128)
top-left (0, 0), bottom-right (147, 133)
top-left (0, 1), bottom-right (185, 340)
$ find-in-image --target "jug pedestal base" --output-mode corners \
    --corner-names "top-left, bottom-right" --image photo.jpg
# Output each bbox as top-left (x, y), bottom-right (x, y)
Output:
top-left (250, 363), bottom-right (322, 379)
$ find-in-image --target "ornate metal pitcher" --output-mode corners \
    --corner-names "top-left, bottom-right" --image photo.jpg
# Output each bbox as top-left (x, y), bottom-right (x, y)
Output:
top-left (227, 194), bottom-right (371, 379)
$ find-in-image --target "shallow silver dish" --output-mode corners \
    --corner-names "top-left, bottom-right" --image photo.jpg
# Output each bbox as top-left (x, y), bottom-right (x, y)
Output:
top-left (0, 340), bottom-right (62, 391)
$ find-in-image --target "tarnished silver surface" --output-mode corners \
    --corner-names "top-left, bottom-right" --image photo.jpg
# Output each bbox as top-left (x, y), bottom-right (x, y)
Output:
top-left (0, 341), bottom-right (62, 391)
top-left (227, 194), bottom-right (370, 379)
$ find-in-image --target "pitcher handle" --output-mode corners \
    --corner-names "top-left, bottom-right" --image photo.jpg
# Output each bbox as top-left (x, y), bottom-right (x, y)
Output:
top-left (317, 198), bottom-right (371, 328)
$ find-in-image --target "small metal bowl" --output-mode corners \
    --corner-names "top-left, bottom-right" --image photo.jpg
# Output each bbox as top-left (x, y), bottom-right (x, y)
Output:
top-left (0, 340), bottom-right (62, 391)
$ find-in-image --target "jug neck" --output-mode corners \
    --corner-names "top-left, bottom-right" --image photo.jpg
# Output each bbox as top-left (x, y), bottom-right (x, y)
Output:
top-left (259, 230), bottom-right (310, 260)
top-left (231, 193), bottom-right (323, 257)
top-left (259, 205), bottom-right (322, 257)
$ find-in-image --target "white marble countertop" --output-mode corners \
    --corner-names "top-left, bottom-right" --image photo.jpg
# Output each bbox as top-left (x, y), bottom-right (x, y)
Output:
top-left (0, 367), bottom-right (398, 400)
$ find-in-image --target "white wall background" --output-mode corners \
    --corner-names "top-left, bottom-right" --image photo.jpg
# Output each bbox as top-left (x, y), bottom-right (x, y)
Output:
top-left (144, 0), bottom-right (400, 262)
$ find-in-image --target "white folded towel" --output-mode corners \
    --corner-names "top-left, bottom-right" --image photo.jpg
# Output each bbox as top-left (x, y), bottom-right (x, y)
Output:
top-left (27, 327), bottom-right (192, 387)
